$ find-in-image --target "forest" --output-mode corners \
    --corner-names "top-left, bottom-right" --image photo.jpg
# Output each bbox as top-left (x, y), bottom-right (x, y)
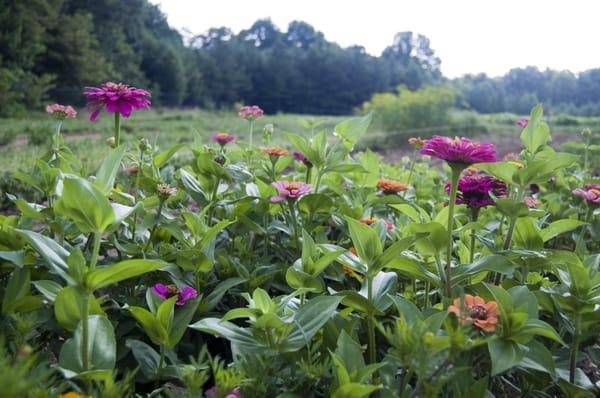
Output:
top-left (3, 0), bottom-right (600, 116)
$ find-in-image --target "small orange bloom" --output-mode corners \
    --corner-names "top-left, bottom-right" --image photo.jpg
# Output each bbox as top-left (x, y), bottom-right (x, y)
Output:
top-left (349, 247), bottom-right (357, 255)
top-left (342, 265), bottom-right (363, 282)
top-left (360, 216), bottom-right (394, 231)
top-left (448, 294), bottom-right (499, 333)
top-left (60, 393), bottom-right (90, 398)
top-left (260, 146), bottom-right (289, 157)
top-left (377, 178), bottom-right (408, 194)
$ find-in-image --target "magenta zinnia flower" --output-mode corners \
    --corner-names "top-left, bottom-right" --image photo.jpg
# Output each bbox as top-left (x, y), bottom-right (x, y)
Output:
top-left (46, 103), bottom-right (77, 119)
top-left (445, 174), bottom-right (507, 208)
top-left (516, 118), bottom-right (529, 128)
top-left (211, 132), bottom-right (236, 146)
top-left (84, 82), bottom-right (151, 121)
top-left (271, 181), bottom-right (312, 202)
top-left (151, 283), bottom-right (197, 305)
top-left (420, 136), bottom-right (497, 165)
top-left (292, 150), bottom-right (312, 167)
top-left (238, 105), bottom-right (264, 120)
top-left (573, 184), bottom-right (600, 205)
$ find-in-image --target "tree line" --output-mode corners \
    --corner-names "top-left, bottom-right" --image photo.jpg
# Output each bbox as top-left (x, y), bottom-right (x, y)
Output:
top-left (2, 0), bottom-right (600, 117)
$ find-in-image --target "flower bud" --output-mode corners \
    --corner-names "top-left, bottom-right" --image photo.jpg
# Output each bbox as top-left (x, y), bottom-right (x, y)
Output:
top-left (106, 137), bottom-right (116, 148)
top-left (581, 128), bottom-right (592, 138)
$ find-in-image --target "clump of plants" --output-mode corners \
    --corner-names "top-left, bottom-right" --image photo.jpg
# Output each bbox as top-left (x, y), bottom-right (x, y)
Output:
top-left (0, 84), bottom-right (598, 397)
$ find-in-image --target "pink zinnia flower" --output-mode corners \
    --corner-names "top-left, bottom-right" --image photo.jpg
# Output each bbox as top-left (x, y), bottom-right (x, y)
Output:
top-left (573, 184), bottom-right (600, 205)
top-left (420, 136), bottom-right (497, 165)
top-left (151, 283), bottom-right (197, 305)
top-left (84, 82), bottom-right (151, 121)
top-left (46, 103), bottom-right (77, 119)
top-left (523, 196), bottom-right (539, 208)
top-left (445, 174), bottom-right (506, 208)
top-left (270, 181), bottom-right (312, 202)
top-left (211, 132), bottom-right (236, 146)
top-left (206, 386), bottom-right (242, 398)
top-left (238, 105), bottom-right (264, 120)
top-left (516, 118), bottom-right (529, 128)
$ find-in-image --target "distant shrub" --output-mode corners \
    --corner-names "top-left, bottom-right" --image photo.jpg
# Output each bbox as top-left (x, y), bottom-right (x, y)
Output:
top-left (25, 126), bottom-right (51, 146)
top-left (0, 128), bottom-right (18, 146)
top-left (361, 85), bottom-right (457, 132)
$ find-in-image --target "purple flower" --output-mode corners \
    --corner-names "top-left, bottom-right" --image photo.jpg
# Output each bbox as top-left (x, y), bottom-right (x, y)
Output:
top-left (211, 132), bottom-right (236, 146)
top-left (270, 181), bottom-right (312, 202)
top-left (573, 184), bottom-right (600, 205)
top-left (445, 174), bottom-right (507, 208)
top-left (292, 151), bottom-right (312, 167)
top-left (151, 283), bottom-right (197, 305)
top-left (206, 386), bottom-right (242, 398)
top-left (46, 103), bottom-right (77, 119)
top-left (420, 136), bottom-right (498, 165)
top-left (238, 105), bottom-right (264, 120)
top-left (84, 82), bottom-right (151, 121)
top-left (516, 118), bottom-right (529, 128)
top-left (523, 196), bottom-right (539, 208)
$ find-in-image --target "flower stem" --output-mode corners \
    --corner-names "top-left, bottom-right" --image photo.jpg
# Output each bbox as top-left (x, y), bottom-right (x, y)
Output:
top-left (89, 232), bottom-right (101, 271)
top-left (403, 153), bottom-right (417, 198)
top-left (114, 112), bottom-right (121, 147)
top-left (207, 177), bottom-right (221, 226)
top-left (248, 119), bottom-right (254, 150)
top-left (469, 208), bottom-right (479, 264)
top-left (80, 294), bottom-right (89, 371)
top-left (156, 344), bottom-right (166, 386)
top-left (144, 201), bottom-right (164, 252)
top-left (53, 120), bottom-right (63, 153)
top-left (445, 168), bottom-right (461, 297)
top-left (288, 200), bottom-right (301, 254)
top-left (132, 150), bottom-right (144, 239)
top-left (575, 206), bottom-right (593, 254)
top-left (366, 275), bottom-right (376, 364)
top-left (569, 312), bottom-right (582, 383)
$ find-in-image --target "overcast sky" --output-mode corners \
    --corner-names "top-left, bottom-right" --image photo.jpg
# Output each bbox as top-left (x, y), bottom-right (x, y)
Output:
top-left (149, 0), bottom-right (600, 78)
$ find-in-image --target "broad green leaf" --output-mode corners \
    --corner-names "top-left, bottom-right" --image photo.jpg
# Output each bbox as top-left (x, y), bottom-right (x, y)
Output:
top-left (346, 217), bottom-right (383, 266)
top-left (94, 146), bottom-right (127, 195)
top-left (201, 277), bottom-right (245, 313)
top-left (333, 113), bottom-right (372, 151)
top-left (514, 217), bottom-right (544, 251)
top-left (54, 286), bottom-right (105, 331)
top-left (2, 267), bottom-right (30, 314)
top-left (283, 295), bottom-right (343, 351)
top-left (189, 318), bottom-right (263, 353)
top-left (452, 254), bottom-right (515, 283)
top-left (126, 339), bottom-right (160, 380)
top-left (335, 330), bottom-right (365, 372)
top-left (520, 104), bottom-right (550, 153)
top-left (32, 280), bottom-right (62, 302)
top-left (488, 340), bottom-right (525, 375)
top-left (59, 315), bottom-right (116, 372)
top-left (55, 176), bottom-right (115, 233)
top-left (332, 383), bottom-right (380, 398)
top-left (475, 162), bottom-right (520, 185)
top-left (540, 219), bottom-right (587, 242)
top-left (85, 259), bottom-right (166, 290)
top-left (156, 296), bottom-right (177, 337)
top-left (153, 143), bottom-right (185, 168)
top-left (128, 306), bottom-right (167, 345)
top-left (15, 229), bottom-right (71, 283)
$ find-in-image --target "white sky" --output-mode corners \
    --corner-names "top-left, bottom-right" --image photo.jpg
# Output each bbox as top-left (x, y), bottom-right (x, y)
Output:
top-left (149, 0), bottom-right (600, 78)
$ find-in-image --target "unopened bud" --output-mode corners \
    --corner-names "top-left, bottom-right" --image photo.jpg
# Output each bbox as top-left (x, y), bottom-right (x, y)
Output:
top-left (106, 137), bottom-right (116, 148)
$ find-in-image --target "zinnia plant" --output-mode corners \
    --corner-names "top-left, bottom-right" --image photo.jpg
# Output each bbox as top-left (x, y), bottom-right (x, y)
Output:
top-left (421, 136), bottom-right (498, 297)
top-left (376, 178), bottom-right (408, 194)
top-left (84, 82), bottom-right (151, 146)
top-left (239, 105), bottom-right (264, 150)
top-left (211, 132), bottom-right (236, 148)
top-left (46, 103), bottom-right (76, 153)
top-left (448, 294), bottom-right (500, 333)
top-left (151, 283), bottom-right (198, 305)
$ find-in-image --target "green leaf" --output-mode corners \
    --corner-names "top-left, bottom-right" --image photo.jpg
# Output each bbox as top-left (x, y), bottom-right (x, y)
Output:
top-left (15, 229), bottom-right (71, 283)
top-left (59, 315), bottom-right (116, 373)
top-left (199, 218), bottom-right (235, 248)
top-left (514, 217), bottom-right (544, 251)
top-left (452, 254), bottom-right (515, 283)
top-left (2, 267), bottom-right (30, 314)
top-left (156, 296), bottom-right (177, 337)
top-left (128, 306), bottom-right (167, 345)
top-left (332, 383), bottom-right (380, 398)
top-left (298, 194), bottom-right (333, 216)
top-left (335, 330), bottom-right (365, 373)
top-left (85, 259), bottom-right (166, 290)
top-left (32, 280), bottom-right (62, 302)
top-left (189, 318), bottom-right (263, 353)
top-left (517, 339), bottom-right (556, 377)
top-left (512, 153), bottom-right (579, 186)
top-left (540, 219), bottom-right (587, 242)
top-left (346, 217), bottom-right (383, 266)
top-left (519, 319), bottom-right (565, 345)
top-left (179, 169), bottom-right (207, 203)
top-left (54, 286), bottom-right (105, 331)
top-left (201, 277), bottom-right (245, 313)
top-left (153, 143), bottom-right (185, 168)
top-left (333, 113), bottom-right (372, 151)
top-left (520, 104), bottom-right (550, 153)
top-left (94, 146), bottom-right (127, 195)
top-left (283, 295), bottom-right (343, 352)
top-left (55, 176), bottom-right (115, 233)
top-left (475, 162), bottom-right (520, 185)
top-left (495, 198), bottom-right (529, 218)
top-left (488, 340), bottom-right (525, 375)
top-left (126, 339), bottom-right (160, 380)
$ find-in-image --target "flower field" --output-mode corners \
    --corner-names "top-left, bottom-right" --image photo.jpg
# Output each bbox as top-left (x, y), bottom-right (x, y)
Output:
top-left (0, 83), bottom-right (599, 397)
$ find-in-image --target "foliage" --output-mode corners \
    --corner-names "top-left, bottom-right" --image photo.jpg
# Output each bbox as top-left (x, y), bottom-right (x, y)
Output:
top-left (0, 102), bottom-right (598, 398)
top-left (361, 85), bottom-right (457, 131)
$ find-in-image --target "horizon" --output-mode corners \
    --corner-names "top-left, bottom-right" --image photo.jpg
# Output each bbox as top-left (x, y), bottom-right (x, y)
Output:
top-left (150, 0), bottom-right (600, 78)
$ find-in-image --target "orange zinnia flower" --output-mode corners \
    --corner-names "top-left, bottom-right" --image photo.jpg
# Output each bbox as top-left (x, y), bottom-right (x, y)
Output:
top-left (260, 146), bottom-right (289, 157)
top-left (377, 178), bottom-right (408, 194)
top-left (448, 294), bottom-right (499, 332)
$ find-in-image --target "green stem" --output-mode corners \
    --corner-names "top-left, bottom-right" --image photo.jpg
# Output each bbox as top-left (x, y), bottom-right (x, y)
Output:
top-left (53, 120), bottom-right (63, 153)
top-left (575, 206), bottom-right (593, 253)
top-left (366, 276), bottom-right (376, 364)
top-left (144, 201), bottom-right (164, 252)
top-left (207, 178), bottom-right (221, 226)
top-left (503, 217), bottom-right (517, 251)
top-left (132, 150), bottom-right (144, 239)
top-left (81, 294), bottom-right (90, 372)
top-left (157, 344), bottom-right (166, 385)
top-left (114, 112), bottom-right (121, 147)
top-left (469, 208), bottom-right (479, 264)
top-left (248, 119), bottom-right (254, 150)
top-left (569, 312), bottom-right (582, 383)
top-left (89, 232), bottom-right (101, 271)
top-left (314, 168), bottom-right (324, 193)
top-left (288, 200), bottom-right (301, 254)
top-left (305, 167), bottom-right (312, 184)
top-left (445, 168), bottom-right (461, 297)
top-left (403, 153), bottom-right (417, 198)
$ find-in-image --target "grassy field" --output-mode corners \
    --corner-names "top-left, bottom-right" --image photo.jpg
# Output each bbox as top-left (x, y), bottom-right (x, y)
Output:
top-left (1, 108), bottom-right (599, 174)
